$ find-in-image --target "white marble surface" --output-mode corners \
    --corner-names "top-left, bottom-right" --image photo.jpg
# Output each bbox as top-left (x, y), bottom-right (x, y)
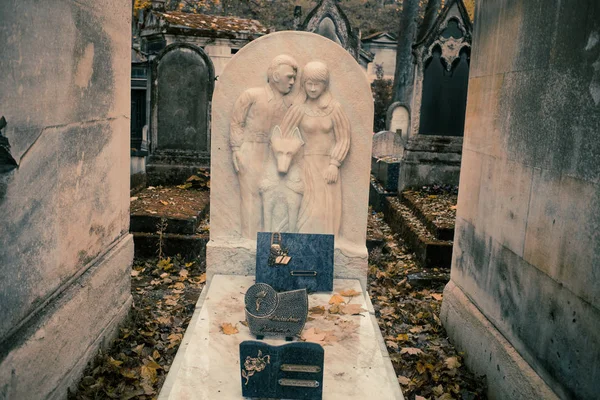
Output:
top-left (159, 275), bottom-right (403, 400)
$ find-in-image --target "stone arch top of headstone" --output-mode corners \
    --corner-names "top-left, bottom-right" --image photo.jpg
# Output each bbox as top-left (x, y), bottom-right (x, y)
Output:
top-left (372, 131), bottom-right (404, 160)
top-left (209, 31), bottom-right (373, 283)
top-left (386, 102), bottom-right (410, 143)
top-left (151, 42), bottom-right (215, 154)
top-left (299, 0), bottom-right (360, 59)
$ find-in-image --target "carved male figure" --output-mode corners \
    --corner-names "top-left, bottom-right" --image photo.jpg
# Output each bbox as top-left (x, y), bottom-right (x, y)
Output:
top-left (230, 54), bottom-right (299, 239)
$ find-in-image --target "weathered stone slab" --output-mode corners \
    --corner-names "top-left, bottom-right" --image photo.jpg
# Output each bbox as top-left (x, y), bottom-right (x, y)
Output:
top-left (372, 130), bottom-right (404, 160)
top-left (207, 31), bottom-right (373, 288)
top-left (158, 275), bottom-right (403, 400)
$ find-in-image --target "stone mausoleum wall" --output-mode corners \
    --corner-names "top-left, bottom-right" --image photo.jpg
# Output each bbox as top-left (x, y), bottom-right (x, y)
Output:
top-left (0, 1), bottom-right (133, 398)
top-left (441, 1), bottom-right (600, 399)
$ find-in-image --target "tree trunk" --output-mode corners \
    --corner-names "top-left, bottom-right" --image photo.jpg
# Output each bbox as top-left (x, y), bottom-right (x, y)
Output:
top-left (417, 0), bottom-right (441, 42)
top-left (392, 0), bottom-right (420, 105)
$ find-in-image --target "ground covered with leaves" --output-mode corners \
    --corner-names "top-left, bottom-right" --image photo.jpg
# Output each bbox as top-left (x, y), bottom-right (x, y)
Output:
top-left (367, 211), bottom-right (486, 400)
top-left (403, 186), bottom-right (458, 230)
top-left (68, 257), bottom-right (206, 400)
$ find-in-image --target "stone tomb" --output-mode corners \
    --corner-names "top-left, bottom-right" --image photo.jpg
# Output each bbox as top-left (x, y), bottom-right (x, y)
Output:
top-left (158, 276), bottom-right (403, 399)
top-left (158, 32), bottom-right (402, 399)
top-left (207, 31), bottom-right (374, 288)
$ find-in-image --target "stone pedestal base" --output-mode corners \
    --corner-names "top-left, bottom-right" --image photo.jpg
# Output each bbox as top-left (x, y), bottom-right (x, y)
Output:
top-left (440, 281), bottom-right (559, 400)
top-left (397, 135), bottom-right (462, 191)
top-left (0, 235), bottom-right (134, 400)
top-left (206, 238), bottom-right (369, 290)
top-left (158, 275), bottom-right (403, 400)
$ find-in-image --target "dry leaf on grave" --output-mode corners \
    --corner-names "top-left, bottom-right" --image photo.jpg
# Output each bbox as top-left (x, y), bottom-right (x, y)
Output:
top-left (173, 282), bottom-right (185, 290)
top-left (386, 340), bottom-right (399, 350)
top-left (445, 356), bottom-right (461, 370)
top-left (328, 304), bottom-right (342, 314)
top-left (194, 273), bottom-right (207, 284)
top-left (409, 326), bottom-right (424, 334)
top-left (108, 357), bottom-right (123, 367)
top-left (400, 347), bottom-right (423, 356)
top-left (160, 200), bottom-right (169, 205)
top-left (431, 293), bottom-right (443, 301)
top-left (140, 364), bottom-right (158, 384)
top-left (341, 304), bottom-right (366, 315)
top-left (322, 330), bottom-right (338, 345)
top-left (220, 323), bottom-right (239, 335)
top-left (179, 269), bottom-right (189, 278)
top-left (240, 320), bottom-right (248, 327)
top-left (339, 288), bottom-right (361, 297)
top-left (396, 333), bottom-right (409, 342)
top-left (131, 270), bottom-right (140, 277)
top-left (329, 294), bottom-right (346, 305)
top-left (301, 327), bottom-right (326, 343)
top-left (397, 376), bottom-right (411, 386)
top-left (132, 344), bottom-right (145, 355)
top-left (309, 306), bottom-right (326, 315)
top-left (415, 396), bottom-right (426, 400)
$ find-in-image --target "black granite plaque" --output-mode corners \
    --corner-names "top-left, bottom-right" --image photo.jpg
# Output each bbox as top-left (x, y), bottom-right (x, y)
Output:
top-left (240, 341), bottom-right (324, 400)
top-left (245, 283), bottom-right (308, 340)
top-left (256, 232), bottom-right (334, 292)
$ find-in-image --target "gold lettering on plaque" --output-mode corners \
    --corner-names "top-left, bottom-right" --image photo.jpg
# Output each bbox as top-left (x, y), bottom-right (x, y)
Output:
top-left (278, 378), bottom-right (320, 388)
top-left (280, 364), bottom-right (321, 373)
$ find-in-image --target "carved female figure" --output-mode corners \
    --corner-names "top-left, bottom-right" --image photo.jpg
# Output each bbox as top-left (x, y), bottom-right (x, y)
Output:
top-left (279, 61), bottom-right (351, 237)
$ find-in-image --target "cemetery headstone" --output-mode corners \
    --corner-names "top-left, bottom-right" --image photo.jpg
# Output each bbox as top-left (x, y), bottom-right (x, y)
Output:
top-left (386, 102), bottom-right (410, 143)
top-left (147, 42), bottom-right (214, 185)
top-left (207, 31), bottom-right (373, 288)
top-left (299, 0), bottom-right (360, 59)
top-left (371, 130), bottom-right (403, 192)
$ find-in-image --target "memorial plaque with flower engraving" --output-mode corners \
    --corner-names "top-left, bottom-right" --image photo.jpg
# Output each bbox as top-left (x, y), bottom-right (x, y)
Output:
top-left (240, 340), bottom-right (324, 400)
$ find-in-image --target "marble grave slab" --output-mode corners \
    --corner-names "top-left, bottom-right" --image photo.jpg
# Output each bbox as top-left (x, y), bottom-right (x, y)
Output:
top-left (158, 275), bottom-right (404, 400)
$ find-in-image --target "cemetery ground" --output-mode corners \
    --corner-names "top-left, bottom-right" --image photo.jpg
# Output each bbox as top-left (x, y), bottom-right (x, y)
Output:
top-left (69, 185), bottom-right (486, 400)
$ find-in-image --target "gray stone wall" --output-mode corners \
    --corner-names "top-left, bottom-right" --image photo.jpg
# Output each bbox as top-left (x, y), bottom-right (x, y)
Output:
top-left (0, 1), bottom-right (133, 398)
top-left (443, 1), bottom-right (600, 399)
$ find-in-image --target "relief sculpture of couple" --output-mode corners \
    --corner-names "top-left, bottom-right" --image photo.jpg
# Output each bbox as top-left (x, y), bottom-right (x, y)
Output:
top-left (230, 54), bottom-right (351, 241)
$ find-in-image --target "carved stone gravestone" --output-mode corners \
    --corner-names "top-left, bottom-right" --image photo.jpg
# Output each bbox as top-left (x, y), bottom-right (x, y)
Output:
top-left (147, 43), bottom-right (215, 185)
top-left (386, 102), bottom-right (410, 143)
top-left (207, 31), bottom-right (373, 288)
top-left (299, 0), bottom-right (361, 60)
top-left (371, 130), bottom-right (403, 192)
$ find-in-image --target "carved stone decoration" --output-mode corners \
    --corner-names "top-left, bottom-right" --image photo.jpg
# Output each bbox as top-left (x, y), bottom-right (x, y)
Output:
top-left (229, 54), bottom-right (299, 239)
top-left (208, 31), bottom-right (374, 288)
top-left (299, 0), bottom-right (360, 59)
top-left (424, 34), bottom-right (471, 72)
top-left (244, 283), bottom-right (308, 339)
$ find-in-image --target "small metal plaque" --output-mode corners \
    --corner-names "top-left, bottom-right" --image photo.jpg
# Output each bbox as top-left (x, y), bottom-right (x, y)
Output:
top-left (279, 378), bottom-right (320, 388)
top-left (281, 364), bottom-right (322, 373)
top-left (245, 283), bottom-right (308, 338)
top-left (240, 341), bottom-right (324, 400)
